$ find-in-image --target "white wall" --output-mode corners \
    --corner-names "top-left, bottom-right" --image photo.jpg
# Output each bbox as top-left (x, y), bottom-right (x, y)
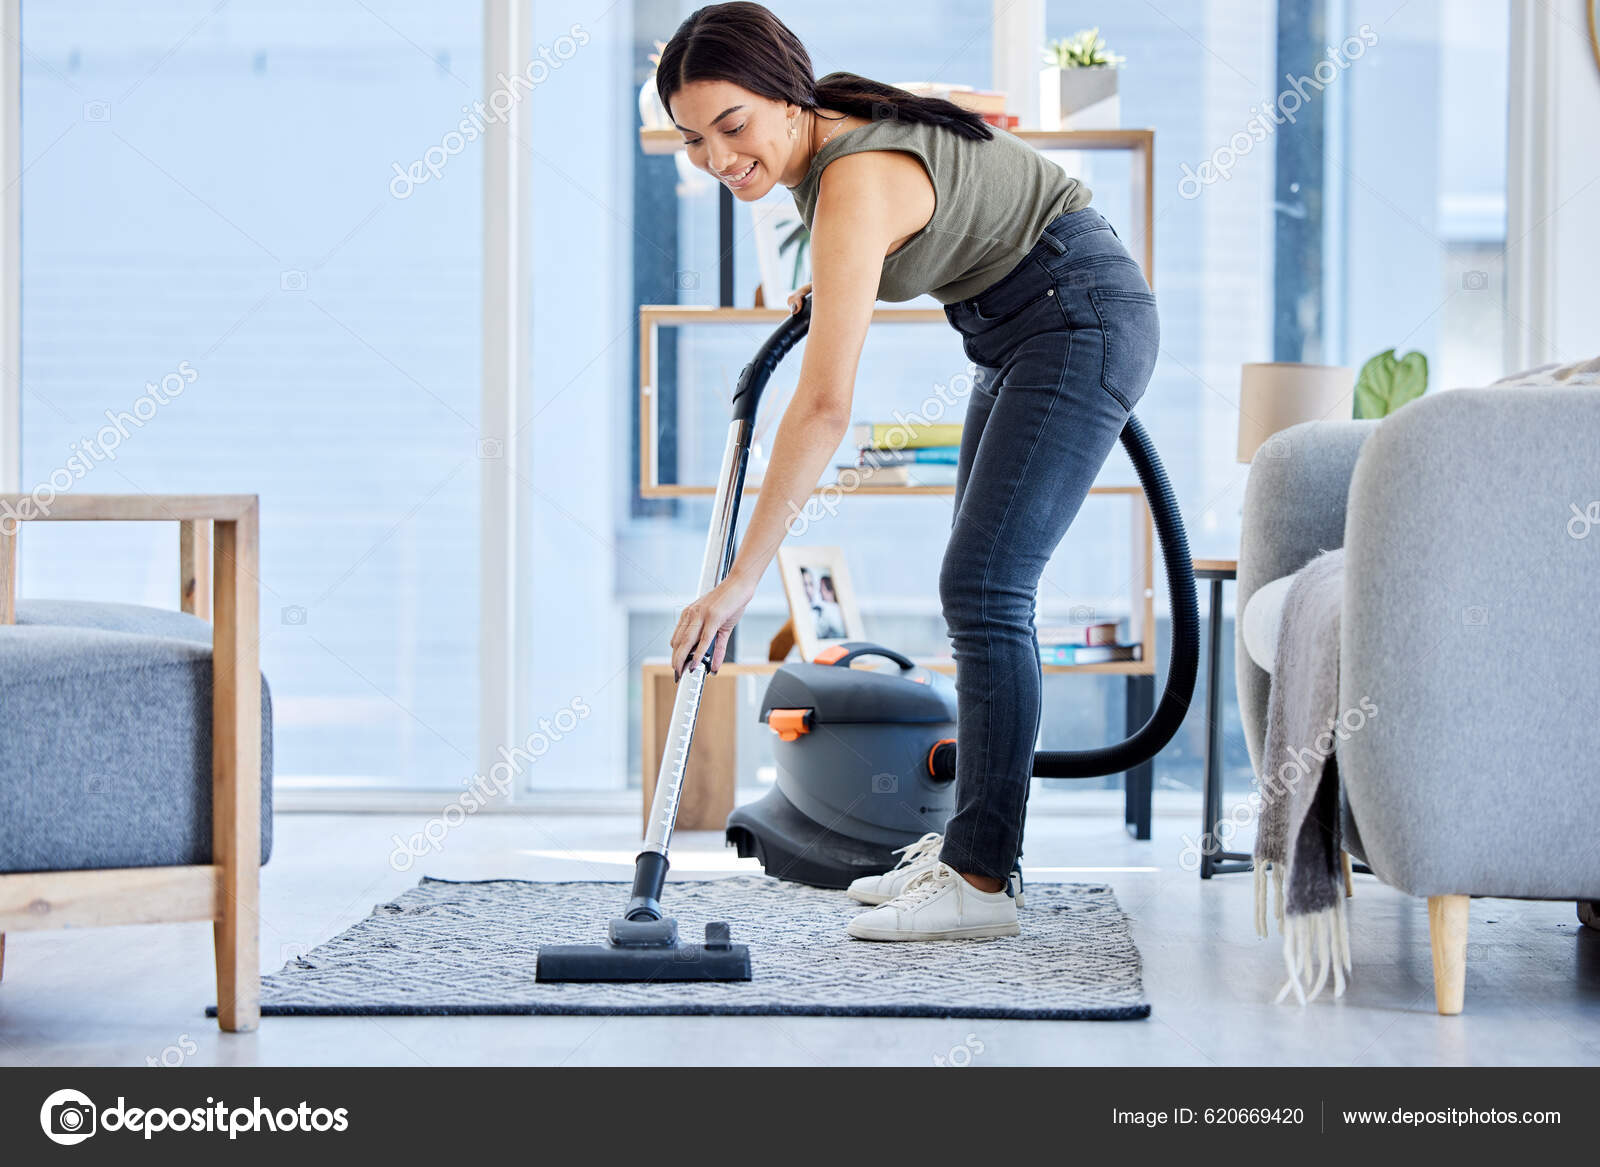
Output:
top-left (1546, 3), bottom-right (1600, 359)
top-left (1507, 0), bottom-right (1600, 367)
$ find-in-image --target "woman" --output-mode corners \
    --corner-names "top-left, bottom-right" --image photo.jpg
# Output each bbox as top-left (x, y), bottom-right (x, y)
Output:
top-left (661, 3), bottom-right (1159, 941)
top-left (812, 573), bottom-right (845, 639)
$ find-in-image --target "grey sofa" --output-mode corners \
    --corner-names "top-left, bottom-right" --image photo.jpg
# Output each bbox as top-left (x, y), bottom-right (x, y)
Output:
top-left (0, 496), bottom-right (270, 1031)
top-left (1236, 387), bottom-right (1600, 1013)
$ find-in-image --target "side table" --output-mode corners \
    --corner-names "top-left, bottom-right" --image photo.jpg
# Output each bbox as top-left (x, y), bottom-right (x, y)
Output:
top-left (1194, 559), bottom-right (1253, 878)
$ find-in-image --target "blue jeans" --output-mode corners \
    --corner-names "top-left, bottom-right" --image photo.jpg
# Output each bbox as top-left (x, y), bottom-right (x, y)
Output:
top-left (936, 206), bottom-right (1160, 881)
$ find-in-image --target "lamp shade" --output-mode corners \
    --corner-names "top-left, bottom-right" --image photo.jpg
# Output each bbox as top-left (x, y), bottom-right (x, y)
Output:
top-left (1236, 362), bottom-right (1354, 462)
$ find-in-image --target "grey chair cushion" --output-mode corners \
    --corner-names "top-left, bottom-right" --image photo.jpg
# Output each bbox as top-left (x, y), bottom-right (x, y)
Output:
top-left (0, 599), bottom-right (273, 874)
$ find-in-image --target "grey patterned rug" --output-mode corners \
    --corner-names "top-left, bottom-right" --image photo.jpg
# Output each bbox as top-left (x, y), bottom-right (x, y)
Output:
top-left (233, 875), bottom-right (1149, 1020)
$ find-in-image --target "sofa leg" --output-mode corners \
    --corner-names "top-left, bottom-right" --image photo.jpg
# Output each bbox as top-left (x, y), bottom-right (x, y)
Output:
top-left (214, 911), bottom-right (259, 1033)
top-left (1427, 894), bottom-right (1469, 1015)
top-left (211, 509), bottom-right (261, 1033)
top-left (1341, 852), bottom-right (1354, 898)
top-left (0, 933), bottom-right (6, 982)
top-left (1580, 901), bottom-right (1599, 932)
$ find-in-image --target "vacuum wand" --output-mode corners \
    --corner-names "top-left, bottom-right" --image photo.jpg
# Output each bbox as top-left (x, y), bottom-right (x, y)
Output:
top-left (628, 413), bottom-right (754, 920)
top-left (536, 301), bottom-right (812, 983)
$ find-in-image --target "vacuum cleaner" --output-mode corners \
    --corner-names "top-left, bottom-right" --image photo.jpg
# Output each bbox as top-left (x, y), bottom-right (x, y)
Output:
top-left (537, 295), bottom-right (1197, 981)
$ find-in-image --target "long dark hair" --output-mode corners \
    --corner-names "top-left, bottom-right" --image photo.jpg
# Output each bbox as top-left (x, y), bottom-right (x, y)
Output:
top-left (655, 2), bottom-right (993, 143)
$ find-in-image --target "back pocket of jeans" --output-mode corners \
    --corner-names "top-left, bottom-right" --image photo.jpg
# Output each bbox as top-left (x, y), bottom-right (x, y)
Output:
top-left (1088, 288), bottom-right (1159, 410)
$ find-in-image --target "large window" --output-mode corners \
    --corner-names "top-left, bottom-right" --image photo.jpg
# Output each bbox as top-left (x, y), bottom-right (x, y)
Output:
top-left (1041, 0), bottom-right (1511, 802)
top-left (19, 2), bottom-right (483, 790)
top-left (8, 2), bottom-right (1514, 805)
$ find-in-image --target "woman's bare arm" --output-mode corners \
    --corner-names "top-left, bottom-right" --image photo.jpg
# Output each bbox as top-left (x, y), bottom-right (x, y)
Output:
top-left (724, 158), bottom-right (897, 578)
top-left (670, 151), bottom-right (931, 676)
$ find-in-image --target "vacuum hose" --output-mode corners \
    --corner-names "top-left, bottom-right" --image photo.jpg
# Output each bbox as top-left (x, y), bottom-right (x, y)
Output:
top-left (736, 299), bottom-right (1199, 782)
top-left (1025, 413), bottom-right (1199, 777)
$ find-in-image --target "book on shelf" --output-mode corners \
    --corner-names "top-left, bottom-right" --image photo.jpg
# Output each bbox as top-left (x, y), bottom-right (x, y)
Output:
top-left (1035, 621), bottom-right (1120, 647)
top-left (1038, 642), bottom-right (1142, 666)
top-left (836, 462), bottom-right (959, 488)
top-left (852, 420), bottom-right (963, 449)
top-left (891, 82), bottom-right (1007, 117)
top-left (859, 445), bottom-right (960, 467)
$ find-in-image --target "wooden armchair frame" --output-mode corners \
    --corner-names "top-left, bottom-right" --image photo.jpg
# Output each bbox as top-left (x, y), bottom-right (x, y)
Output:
top-left (0, 494), bottom-right (261, 1032)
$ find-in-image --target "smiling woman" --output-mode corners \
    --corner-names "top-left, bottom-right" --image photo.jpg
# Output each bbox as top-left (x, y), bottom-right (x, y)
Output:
top-left (647, 2), bottom-right (1167, 944)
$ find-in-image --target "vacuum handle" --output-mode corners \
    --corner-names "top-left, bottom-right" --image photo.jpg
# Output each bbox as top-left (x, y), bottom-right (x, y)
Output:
top-left (814, 641), bottom-right (917, 671)
top-left (731, 295), bottom-right (811, 424)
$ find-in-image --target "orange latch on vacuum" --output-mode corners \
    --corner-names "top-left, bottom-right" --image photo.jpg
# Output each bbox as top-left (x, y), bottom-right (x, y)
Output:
top-left (767, 708), bottom-right (813, 741)
top-left (812, 645), bottom-right (849, 664)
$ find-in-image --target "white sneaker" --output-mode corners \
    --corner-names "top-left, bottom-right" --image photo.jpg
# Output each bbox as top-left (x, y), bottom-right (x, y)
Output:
top-left (846, 862), bottom-right (1020, 941)
top-left (846, 833), bottom-right (1025, 907)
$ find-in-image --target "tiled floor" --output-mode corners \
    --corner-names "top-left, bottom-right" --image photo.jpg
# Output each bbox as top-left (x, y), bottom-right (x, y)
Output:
top-left (3, 807), bottom-right (1597, 1066)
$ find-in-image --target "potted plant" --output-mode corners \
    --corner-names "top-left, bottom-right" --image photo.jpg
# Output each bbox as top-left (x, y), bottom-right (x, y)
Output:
top-left (1353, 348), bottom-right (1429, 418)
top-left (1040, 28), bottom-right (1124, 130)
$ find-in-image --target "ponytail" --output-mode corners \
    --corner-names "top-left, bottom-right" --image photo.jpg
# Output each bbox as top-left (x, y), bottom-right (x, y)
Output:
top-left (657, 3), bottom-right (994, 143)
top-left (812, 72), bottom-right (993, 142)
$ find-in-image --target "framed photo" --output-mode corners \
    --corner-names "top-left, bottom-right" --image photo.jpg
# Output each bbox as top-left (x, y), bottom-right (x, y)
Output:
top-left (748, 196), bottom-right (810, 309)
top-left (776, 545), bottom-right (864, 664)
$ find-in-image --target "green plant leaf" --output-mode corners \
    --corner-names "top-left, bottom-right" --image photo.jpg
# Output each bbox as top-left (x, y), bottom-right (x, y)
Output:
top-left (1353, 348), bottom-right (1429, 418)
top-left (1043, 27), bottom-right (1124, 68)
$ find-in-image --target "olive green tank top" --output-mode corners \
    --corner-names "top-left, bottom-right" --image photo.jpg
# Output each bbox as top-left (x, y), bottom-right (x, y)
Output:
top-left (788, 118), bottom-right (1092, 304)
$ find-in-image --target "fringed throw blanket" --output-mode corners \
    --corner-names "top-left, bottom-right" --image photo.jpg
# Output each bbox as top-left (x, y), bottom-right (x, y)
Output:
top-left (1253, 547), bottom-right (1354, 1003)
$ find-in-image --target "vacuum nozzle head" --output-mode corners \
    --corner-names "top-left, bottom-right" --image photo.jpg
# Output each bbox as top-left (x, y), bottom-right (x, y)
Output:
top-left (535, 919), bottom-right (752, 983)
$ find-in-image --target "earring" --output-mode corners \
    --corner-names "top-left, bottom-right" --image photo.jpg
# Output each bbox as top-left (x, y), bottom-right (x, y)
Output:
top-left (789, 120), bottom-right (798, 140)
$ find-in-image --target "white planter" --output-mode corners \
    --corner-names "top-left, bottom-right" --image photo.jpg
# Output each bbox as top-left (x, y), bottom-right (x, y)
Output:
top-left (1039, 65), bottom-right (1120, 130)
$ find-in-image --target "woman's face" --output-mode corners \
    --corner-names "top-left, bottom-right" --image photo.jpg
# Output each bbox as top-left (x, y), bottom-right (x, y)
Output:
top-left (669, 79), bottom-right (803, 200)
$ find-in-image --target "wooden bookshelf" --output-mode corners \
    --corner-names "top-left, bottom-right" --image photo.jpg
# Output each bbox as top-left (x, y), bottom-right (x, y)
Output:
top-left (639, 125), bottom-right (1154, 155)
top-left (636, 302), bottom-right (1156, 676)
